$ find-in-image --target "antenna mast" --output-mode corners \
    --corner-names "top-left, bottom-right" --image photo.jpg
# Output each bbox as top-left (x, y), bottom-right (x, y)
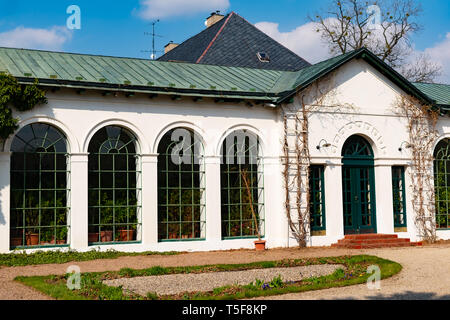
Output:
top-left (144, 19), bottom-right (162, 60)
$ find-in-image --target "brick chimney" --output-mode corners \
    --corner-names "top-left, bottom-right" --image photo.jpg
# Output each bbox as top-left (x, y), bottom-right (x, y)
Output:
top-left (164, 41), bottom-right (179, 54)
top-left (205, 11), bottom-right (224, 28)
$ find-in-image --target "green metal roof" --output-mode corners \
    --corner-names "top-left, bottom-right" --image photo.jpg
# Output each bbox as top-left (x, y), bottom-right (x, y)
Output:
top-left (0, 47), bottom-right (286, 102)
top-left (413, 82), bottom-right (450, 107)
top-left (0, 47), bottom-right (445, 107)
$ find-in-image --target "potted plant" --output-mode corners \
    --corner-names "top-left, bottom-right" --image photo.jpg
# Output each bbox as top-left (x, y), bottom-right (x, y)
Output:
top-left (10, 229), bottom-right (24, 247)
top-left (116, 204), bottom-right (137, 242)
top-left (25, 210), bottom-right (39, 246)
top-left (88, 231), bottom-right (100, 243)
top-left (99, 200), bottom-right (114, 242)
top-left (240, 169), bottom-right (265, 251)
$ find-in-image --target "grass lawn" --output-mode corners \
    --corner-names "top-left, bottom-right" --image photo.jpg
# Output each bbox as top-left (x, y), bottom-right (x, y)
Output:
top-left (15, 255), bottom-right (402, 300)
top-left (0, 249), bottom-right (179, 267)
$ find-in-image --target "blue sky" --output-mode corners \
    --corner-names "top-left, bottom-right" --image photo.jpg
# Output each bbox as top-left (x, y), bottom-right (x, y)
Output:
top-left (0, 0), bottom-right (449, 81)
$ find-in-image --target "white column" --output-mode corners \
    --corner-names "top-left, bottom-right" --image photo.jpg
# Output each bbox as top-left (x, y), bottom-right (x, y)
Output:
top-left (0, 152), bottom-right (11, 253)
top-left (324, 161), bottom-right (344, 242)
top-left (70, 153), bottom-right (89, 250)
top-left (263, 156), bottom-right (286, 248)
top-left (141, 154), bottom-right (158, 245)
top-left (204, 156), bottom-right (222, 245)
top-left (374, 163), bottom-right (394, 234)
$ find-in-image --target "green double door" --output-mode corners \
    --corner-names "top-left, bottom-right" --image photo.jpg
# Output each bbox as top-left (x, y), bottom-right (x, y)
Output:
top-left (341, 135), bottom-right (377, 235)
top-left (342, 166), bottom-right (377, 234)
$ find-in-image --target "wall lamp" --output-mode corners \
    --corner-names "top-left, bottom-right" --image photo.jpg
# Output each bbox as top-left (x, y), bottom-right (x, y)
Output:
top-left (398, 141), bottom-right (413, 152)
top-left (316, 139), bottom-right (332, 150)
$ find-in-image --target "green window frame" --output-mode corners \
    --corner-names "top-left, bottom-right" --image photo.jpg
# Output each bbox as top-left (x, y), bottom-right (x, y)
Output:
top-left (88, 126), bottom-right (142, 244)
top-left (434, 139), bottom-right (450, 230)
top-left (220, 131), bottom-right (265, 239)
top-left (157, 128), bottom-right (206, 241)
top-left (10, 123), bottom-right (70, 249)
top-left (309, 165), bottom-right (326, 232)
top-left (392, 166), bottom-right (407, 228)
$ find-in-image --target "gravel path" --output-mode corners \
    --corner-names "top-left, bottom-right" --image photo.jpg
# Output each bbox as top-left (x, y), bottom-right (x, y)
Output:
top-left (104, 265), bottom-right (343, 296)
top-left (253, 245), bottom-right (450, 300)
top-left (0, 244), bottom-right (449, 300)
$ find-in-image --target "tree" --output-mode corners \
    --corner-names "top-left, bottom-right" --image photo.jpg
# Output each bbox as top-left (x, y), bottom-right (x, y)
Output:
top-left (309, 0), bottom-right (442, 83)
top-left (0, 73), bottom-right (47, 143)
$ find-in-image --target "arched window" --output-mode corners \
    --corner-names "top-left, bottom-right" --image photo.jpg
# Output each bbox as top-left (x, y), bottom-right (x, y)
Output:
top-left (434, 139), bottom-right (450, 229)
top-left (88, 126), bottom-right (141, 244)
top-left (157, 128), bottom-right (205, 241)
top-left (10, 123), bottom-right (69, 248)
top-left (220, 130), bottom-right (264, 239)
top-left (342, 135), bottom-right (374, 159)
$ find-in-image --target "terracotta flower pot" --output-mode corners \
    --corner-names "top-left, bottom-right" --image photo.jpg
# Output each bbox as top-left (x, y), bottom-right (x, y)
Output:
top-left (254, 240), bottom-right (266, 251)
top-left (88, 233), bottom-right (100, 243)
top-left (10, 237), bottom-right (23, 247)
top-left (100, 231), bottom-right (113, 242)
top-left (26, 233), bottom-right (39, 246)
top-left (119, 229), bottom-right (135, 242)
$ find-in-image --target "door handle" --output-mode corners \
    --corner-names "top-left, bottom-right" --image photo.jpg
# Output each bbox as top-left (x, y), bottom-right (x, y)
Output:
top-left (354, 196), bottom-right (359, 202)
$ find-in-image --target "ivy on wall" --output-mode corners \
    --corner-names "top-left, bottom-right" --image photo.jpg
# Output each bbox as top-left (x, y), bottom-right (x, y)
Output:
top-left (0, 73), bottom-right (47, 140)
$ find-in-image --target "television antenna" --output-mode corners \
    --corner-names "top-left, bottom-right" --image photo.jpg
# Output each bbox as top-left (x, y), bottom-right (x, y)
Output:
top-left (143, 20), bottom-right (164, 60)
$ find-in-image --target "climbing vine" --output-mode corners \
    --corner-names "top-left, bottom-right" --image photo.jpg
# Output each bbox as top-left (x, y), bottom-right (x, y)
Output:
top-left (282, 74), bottom-right (354, 247)
top-left (0, 73), bottom-right (47, 141)
top-left (395, 95), bottom-right (439, 243)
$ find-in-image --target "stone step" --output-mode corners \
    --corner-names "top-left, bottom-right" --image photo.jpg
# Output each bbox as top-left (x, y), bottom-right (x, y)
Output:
top-left (344, 234), bottom-right (399, 240)
top-left (337, 238), bottom-right (410, 245)
top-left (331, 234), bottom-right (422, 249)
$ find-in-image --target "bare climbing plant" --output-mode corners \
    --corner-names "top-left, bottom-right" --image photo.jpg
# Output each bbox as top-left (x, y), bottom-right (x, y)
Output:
top-left (281, 74), bottom-right (355, 247)
top-left (395, 95), bottom-right (438, 243)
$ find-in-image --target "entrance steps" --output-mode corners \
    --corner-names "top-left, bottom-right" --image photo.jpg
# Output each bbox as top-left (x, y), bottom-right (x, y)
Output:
top-left (331, 234), bottom-right (423, 249)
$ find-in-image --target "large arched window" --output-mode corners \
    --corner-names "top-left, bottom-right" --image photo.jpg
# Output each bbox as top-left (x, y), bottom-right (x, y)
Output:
top-left (157, 128), bottom-right (205, 241)
top-left (220, 130), bottom-right (264, 239)
top-left (434, 139), bottom-right (450, 229)
top-left (88, 126), bottom-right (141, 244)
top-left (10, 123), bottom-right (69, 248)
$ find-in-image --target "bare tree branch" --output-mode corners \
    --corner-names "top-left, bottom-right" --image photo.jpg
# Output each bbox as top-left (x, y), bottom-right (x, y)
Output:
top-left (309, 0), bottom-right (442, 83)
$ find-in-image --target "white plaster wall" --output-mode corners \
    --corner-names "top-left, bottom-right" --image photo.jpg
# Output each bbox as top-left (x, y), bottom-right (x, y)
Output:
top-left (1, 58), bottom-right (449, 253)
top-left (1, 91), bottom-right (287, 253)
top-left (305, 59), bottom-right (449, 245)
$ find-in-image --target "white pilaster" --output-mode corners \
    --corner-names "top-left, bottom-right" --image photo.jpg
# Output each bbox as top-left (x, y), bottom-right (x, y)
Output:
top-left (374, 163), bottom-right (394, 234)
top-left (204, 156), bottom-right (222, 245)
top-left (324, 162), bottom-right (344, 242)
top-left (0, 152), bottom-right (11, 253)
top-left (141, 154), bottom-right (158, 245)
top-left (70, 154), bottom-right (89, 250)
top-left (263, 156), bottom-right (286, 248)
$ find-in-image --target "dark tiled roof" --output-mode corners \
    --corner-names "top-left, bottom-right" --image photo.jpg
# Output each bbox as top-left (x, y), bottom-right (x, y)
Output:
top-left (158, 12), bottom-right (311, 72)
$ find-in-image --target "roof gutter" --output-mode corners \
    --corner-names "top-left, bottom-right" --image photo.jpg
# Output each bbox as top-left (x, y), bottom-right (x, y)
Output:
top-left (16, 77), bottom-right (280, 104)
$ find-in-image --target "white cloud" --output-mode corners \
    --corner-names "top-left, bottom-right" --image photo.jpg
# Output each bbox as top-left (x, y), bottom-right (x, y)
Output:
top-left (0, 26), bottom-right (72, 51)
top-left (136, 0), bottom-right (230, 20)
top-left (255, 20), bottom-right (332, 65)
top-left (425, 33), bottom-right (450, 84)
top-left (256, 19), bottom-right (450, 84)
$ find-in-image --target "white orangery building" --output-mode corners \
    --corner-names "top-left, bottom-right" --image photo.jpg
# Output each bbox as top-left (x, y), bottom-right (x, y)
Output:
top-left (0, 45), bottom-right (450, 254)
